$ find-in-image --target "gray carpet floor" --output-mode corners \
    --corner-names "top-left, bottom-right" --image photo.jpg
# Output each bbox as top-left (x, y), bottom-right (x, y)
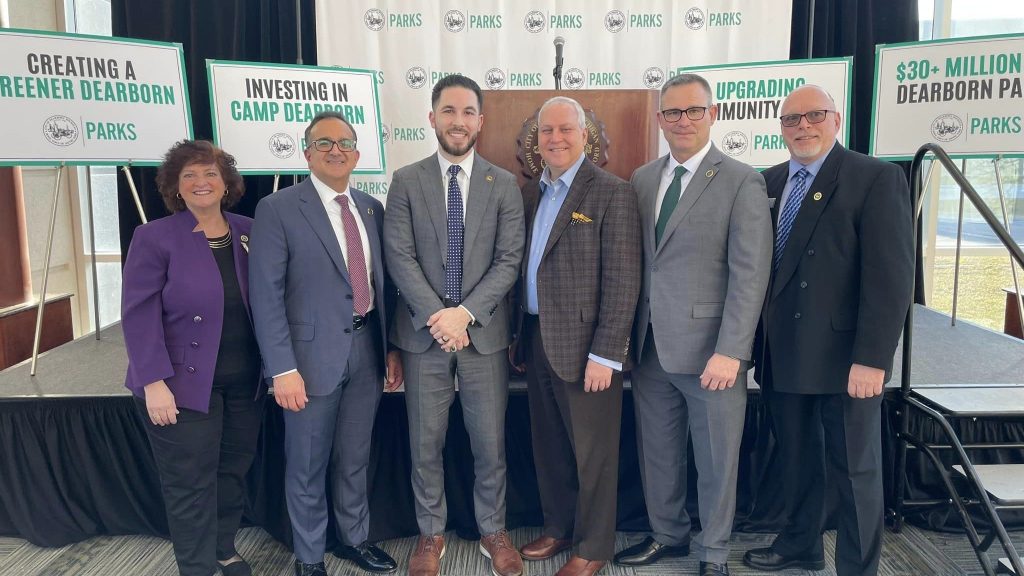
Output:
top-left (2, 525), bottom-right (1021, 576)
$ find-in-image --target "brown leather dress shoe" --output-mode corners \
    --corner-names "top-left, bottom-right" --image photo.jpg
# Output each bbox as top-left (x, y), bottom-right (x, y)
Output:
top-left (479, 529), bottom-right (524, 576)
top-left (519, 535), bottom-right (572, 560)
top-left (554, 555), bottom-right (606, 576)
top-left (407, 534), bottom-right (445, 576)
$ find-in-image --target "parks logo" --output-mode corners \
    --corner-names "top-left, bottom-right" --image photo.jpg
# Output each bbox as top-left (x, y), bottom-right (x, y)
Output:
top-left (722, 131), bottom-right (749, 156)
top-left (268, 133), bottom-right (296, 159)
top-left (444, 10), bottom-right (466, 32)
top-left (605, 10), bottom-right (625, 33)
top-left (485, 68), bottom-right (506, 90)
top-left (406, 67), bottom-right (427, 89)
top-left (364, 9), bottom-right (385, 31)
top-left (931, 114), bottom-right (963, 142)
top-left (42, 115), bottom-right (78, 147)
top-left (685, 7), bottom-right (706, 30)
top-left (380, 123), bottom-right (391, 144)
top-left (564, 68), bottom-right (585, 90)
top-left (524, 10), bottom-right (546, 33)
top-left (642, 67), bottom-right (665, 89)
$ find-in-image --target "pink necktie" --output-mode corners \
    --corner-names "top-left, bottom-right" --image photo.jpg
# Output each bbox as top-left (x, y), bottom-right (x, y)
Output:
top-left (335, 195), bottom-right (371, 315)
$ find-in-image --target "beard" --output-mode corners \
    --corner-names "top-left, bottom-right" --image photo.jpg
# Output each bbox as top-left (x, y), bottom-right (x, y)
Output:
top-left (436, 127), bottom-right (478, 158)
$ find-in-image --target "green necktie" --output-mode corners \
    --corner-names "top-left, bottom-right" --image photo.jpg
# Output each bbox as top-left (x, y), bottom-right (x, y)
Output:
top-left (655, 165), bottom-right (687, 245)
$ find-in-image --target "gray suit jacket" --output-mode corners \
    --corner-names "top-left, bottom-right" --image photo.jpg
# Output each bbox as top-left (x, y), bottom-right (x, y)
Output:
top-left (632, 145), bottom-right (772, 374)
top-left (249, 178), bottom-right (388, 395)
top-left (384, 153), bottom-right (525, 355)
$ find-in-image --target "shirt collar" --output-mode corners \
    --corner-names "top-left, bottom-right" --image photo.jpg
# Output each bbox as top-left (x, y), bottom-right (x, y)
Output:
top-left (437, 149), bottom-right (475, 181)
top-left (788, 140), bottom-right (837, 181)
top-left (540, 152), bottom-right (586, 192)
top-left (667, 139), bottom-right (713, 176)
top-left (309, 172), bottom-right (350, 206)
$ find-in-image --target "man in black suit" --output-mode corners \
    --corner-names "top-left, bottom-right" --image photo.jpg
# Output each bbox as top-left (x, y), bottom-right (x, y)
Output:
top-left (743, 85), bottom-right (913, 576)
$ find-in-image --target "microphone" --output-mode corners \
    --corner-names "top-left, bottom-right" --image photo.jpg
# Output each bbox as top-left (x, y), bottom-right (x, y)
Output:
top-left (553, 36), bottom-right (565, 90)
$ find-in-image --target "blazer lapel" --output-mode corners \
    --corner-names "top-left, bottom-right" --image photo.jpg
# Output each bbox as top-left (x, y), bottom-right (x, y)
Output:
top-left (772, 146), bottom-right (844, 298)
top-left (638, 156), bottom-right (668, 261)
top-left (227, 215), bottom-right (250, 313)
top-left (765, 165), bottom-right (789, 232)
top-left (349, 188), bottom-right (384, 297)
top-left (418, 156), bottom-right (448, 261)
top-left (655, 147), bottom-right (723, 255)
top-left (297, 180), bottom-right (350, 284)
top-left (542, 160), bottom-right (593, 261)
top-left (462, 156), bottom-right (493, 259)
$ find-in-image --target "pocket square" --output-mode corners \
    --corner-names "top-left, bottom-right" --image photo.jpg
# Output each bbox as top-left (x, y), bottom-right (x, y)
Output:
top-left (571, 211), bottom-right (593, 223)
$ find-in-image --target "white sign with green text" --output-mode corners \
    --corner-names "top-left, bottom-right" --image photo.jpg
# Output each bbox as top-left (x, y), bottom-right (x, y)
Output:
top-left (679, 58), bottom-right (852, 169)
top-left (0, 29), bottom-right (191, 166)
top-left (207, 60), bottom-right (385, 175)
top-left (871, 33), bottom-right (1024, 160)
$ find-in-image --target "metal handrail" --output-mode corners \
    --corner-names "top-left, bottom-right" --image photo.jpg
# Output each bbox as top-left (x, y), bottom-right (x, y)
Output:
top-left (892, 143), bottom-right (1024, 575)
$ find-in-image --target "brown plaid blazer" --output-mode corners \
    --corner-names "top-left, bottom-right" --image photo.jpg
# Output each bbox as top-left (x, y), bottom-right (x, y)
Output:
top-left (516, 159), bottom-right (642, 383)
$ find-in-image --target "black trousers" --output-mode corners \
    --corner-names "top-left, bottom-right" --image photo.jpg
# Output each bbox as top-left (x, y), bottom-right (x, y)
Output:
top-left (135, 376), bottom-right (264, 576)
top-left (524, 315), bottom-right (623, 561)
top-left (767, 390), bottom-right (884, 576)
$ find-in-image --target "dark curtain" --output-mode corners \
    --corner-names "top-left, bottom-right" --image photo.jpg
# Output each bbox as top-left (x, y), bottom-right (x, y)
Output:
top-left (113, 0), bottom-right (316, 256)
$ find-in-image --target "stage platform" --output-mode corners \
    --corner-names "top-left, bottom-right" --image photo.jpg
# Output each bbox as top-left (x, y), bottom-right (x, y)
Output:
top-left (1, 305), bottom-right (1022, 551)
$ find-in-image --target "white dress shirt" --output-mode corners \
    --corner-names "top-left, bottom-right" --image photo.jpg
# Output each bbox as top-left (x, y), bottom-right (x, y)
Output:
top-left (309, 173), bottom-right (375, 314)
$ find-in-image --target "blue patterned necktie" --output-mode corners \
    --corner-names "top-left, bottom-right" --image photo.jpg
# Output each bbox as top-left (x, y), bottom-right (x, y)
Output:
top-left (774, 168), bottom-right (810, 270)
top-left (445, 164), bottom-right (464, 303)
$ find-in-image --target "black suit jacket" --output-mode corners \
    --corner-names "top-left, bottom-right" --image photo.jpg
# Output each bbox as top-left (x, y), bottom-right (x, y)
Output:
top-left (754, 144), bottom-right (914, 395)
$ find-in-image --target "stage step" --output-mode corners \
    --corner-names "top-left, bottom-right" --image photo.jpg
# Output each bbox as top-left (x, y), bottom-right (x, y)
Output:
top-left (998, 556), bottom-right (1023, 574)
top-left (913, 386), bottom-right (1024, 417)
top-left (953, 465), bottom-right (1024, 505)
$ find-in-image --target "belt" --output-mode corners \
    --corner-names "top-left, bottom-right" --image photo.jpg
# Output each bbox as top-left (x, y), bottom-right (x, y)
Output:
top-left (353, 310), bottom-right (375, 331)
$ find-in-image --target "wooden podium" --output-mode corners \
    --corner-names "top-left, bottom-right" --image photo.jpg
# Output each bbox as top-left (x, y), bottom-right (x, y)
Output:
top-left (477, 89), bottom-right (661, 188)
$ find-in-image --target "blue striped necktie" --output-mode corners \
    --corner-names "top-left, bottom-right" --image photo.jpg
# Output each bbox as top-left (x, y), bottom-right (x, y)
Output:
top-left (445, 164), bottom-right (464, 303)
top-left (774, 168), bottom-right (809, 270)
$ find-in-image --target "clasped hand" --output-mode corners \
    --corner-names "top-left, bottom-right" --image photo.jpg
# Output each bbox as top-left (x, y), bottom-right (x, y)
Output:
top-left (428, 307), bottom-right (471, 352)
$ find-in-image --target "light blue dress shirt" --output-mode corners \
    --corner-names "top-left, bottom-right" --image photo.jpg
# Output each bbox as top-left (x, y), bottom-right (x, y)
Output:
top-left (525, 153), bottom-right (621, 372)
top-left (778, 141), bottom-right (836, 223)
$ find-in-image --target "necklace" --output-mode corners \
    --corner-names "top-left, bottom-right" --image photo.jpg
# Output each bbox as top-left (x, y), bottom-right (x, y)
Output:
top-left (207, 232), bottom-right (232, 249)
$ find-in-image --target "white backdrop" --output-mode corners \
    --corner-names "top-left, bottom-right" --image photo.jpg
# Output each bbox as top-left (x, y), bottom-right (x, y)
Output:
top-left (315, 0), bottom-right (793, 199)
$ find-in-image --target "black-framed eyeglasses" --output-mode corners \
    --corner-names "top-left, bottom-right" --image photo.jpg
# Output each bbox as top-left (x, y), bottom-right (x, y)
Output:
top-left (660, 106), bottom-right (708, 122)
top-left (779, 110), bottom-right (834, 127)
top-left (309, 138), bottom-right (357, 152)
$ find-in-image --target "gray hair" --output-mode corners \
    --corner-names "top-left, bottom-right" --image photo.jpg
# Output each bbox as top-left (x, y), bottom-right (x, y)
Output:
top-left (661, 73), bottom-right (713, 107)
top-left (538, 96), bottom-right (586, 131)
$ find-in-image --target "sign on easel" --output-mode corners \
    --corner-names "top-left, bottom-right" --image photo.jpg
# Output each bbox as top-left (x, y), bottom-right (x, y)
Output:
top-left (207, 60), bottom-right (385, 175)
top-left (678, 58), bottom-right (852, 169)
top-left (0, 28), bottom-right (192, 166)
top-left (871, 33), bottom-right (1024, 160)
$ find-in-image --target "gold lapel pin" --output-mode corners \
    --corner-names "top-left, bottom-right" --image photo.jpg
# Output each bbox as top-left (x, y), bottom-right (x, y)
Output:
top-left (368, 207), bottom-right (374, 215)
top-left (813, 192), bottom-right (822, 201)
top-left (706, 169), bottom-right (715, 178)
top-left (240, 234), bottom-right (248, 243)
top-left (486, 175), bottom-right (494, 182)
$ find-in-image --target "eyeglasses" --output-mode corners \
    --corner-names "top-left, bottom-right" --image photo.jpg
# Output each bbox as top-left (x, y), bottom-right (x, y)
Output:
top-left (779, 110), bottom-right (834, 127)
top-left (309, 138), bottom-right (357, 152)
top-left (660, 106), bottom-right (708, 122)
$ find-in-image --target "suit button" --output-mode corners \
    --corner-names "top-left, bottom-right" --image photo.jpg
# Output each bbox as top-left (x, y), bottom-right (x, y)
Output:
top-left (800, 281), bottom-right (808, 289)
top-left (193, 315), bottom-right (203, 323)
top-left (190, 342), bottom-right (199, 348)
top-left (344, 328), bottom-right (352, 334)
top-left (652, 266), bottom-right (658, 272)
top-left (794, 313), bottom-right (802, 319)
top-left (807, 249), bottom-right (815, 256)
top-left (186, 366), bottom-right (196, 374)
top-left (345, 294), bottom-right (353, 300)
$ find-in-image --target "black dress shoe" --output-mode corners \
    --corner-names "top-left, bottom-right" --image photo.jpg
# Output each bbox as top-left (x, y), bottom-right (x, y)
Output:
top-left (294, 560), bottom-right (328, 576)
top-left (613, 536), bottom-right (690, 566)
top-left (333, 541), bottom-right (398, 573)
top-left (700, 561), bottom-right (730, 576)
top-left (218, 557), bottom-right (252, 576)
top-left (742, 547), bottom-right (826, 571)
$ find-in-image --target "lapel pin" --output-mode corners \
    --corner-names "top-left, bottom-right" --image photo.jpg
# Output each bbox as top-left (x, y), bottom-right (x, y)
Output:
top-left (240, 234), bottom-right (248, 242)
top-left (486, 175), bottom-right (494, 182)
top-left (813, 192), bottom-right (822, 201)
top-left (367, 207), bottom-right (374, 215)
top-left (706, 169), bottom-right (715, 178)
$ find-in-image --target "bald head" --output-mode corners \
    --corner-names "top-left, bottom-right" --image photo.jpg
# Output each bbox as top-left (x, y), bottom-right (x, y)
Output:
top-left (779, 84), bottom-right (841, 164)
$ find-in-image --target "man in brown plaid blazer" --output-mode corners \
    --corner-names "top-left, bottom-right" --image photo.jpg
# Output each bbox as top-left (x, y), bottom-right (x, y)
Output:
top-left (514, 96), bottom-right (642, 576)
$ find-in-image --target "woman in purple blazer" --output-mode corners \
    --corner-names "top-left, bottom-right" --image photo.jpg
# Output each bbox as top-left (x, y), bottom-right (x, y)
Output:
top-left (122, 140), bottom-right (263, 576)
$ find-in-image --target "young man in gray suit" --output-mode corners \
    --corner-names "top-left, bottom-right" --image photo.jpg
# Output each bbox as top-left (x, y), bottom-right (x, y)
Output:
top-left (250, 112), bottom-right (401, 576)
top-left (614, 74), bottom-right (772, 576)
top-left (383, 75), bottom-right (525, 576)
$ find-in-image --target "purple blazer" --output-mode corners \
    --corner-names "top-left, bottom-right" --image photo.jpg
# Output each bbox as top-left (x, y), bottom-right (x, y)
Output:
top-left (122, 210), bottom-right (258, 413)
